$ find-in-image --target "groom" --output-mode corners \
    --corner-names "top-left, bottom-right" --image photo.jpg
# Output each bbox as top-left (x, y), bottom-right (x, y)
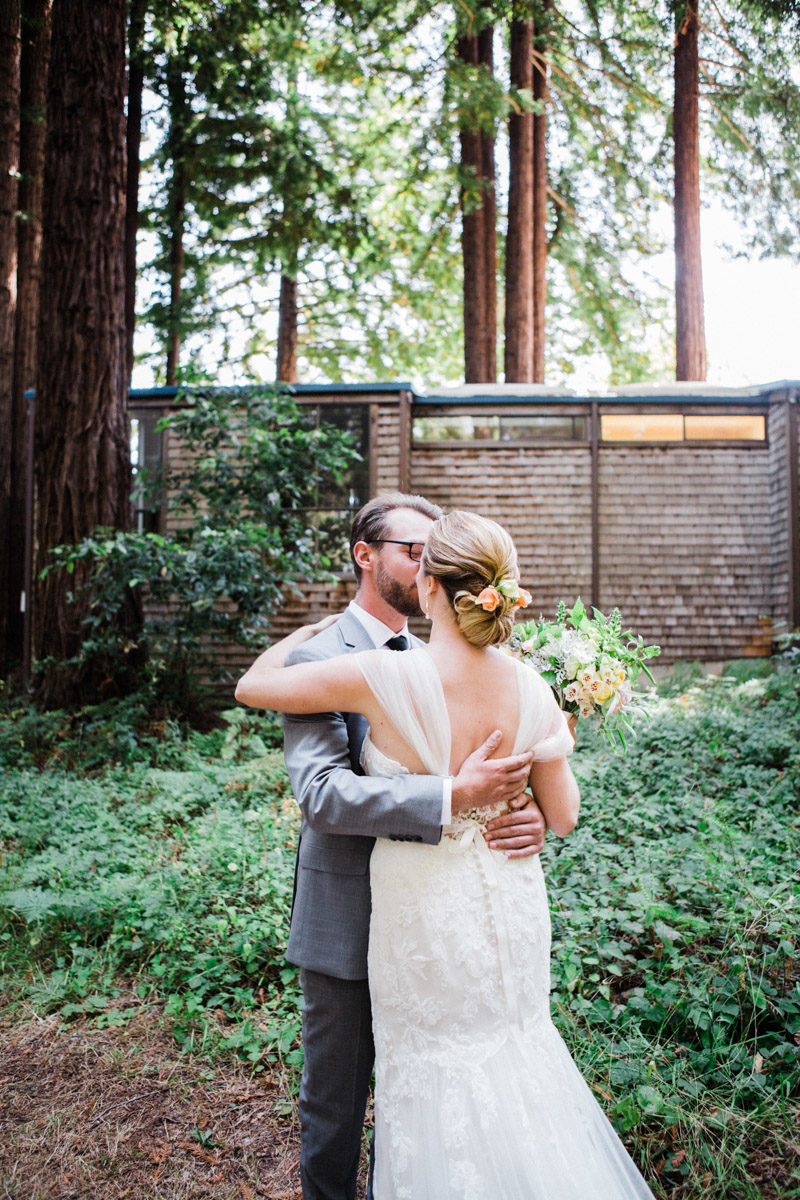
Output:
top-left (281, 492), bottom-right (546, 1200)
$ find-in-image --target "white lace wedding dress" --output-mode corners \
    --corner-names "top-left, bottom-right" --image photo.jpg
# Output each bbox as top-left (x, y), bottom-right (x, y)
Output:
top-left (357, 647), bottom-right (655, 1200)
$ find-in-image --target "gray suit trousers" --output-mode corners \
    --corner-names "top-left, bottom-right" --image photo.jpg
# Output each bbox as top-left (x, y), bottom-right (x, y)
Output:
top-left (298, 968), bottom-right (374, 1200)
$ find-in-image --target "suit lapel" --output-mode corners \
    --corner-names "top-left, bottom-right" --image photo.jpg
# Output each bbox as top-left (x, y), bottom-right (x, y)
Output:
top-left (337, 607), bottom-right (380, 653)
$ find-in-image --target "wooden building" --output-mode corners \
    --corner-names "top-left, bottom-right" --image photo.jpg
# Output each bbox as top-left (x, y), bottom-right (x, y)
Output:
top-left (129, 380), bottom-right (800, 666)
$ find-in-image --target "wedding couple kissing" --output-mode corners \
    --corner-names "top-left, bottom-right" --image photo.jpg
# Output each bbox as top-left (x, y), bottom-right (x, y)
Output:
top-left (236, 492), bottom-right (655, 1200)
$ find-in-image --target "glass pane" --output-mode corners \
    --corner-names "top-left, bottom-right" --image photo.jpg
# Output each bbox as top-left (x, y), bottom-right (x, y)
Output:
top-left (412, 415), bottom-right (499, 440)
top-left (305, 510), bottom-right (351, 571)
top-left (684, 414), bottom-right (765, 440)
top-left (317, 404), bottom-right (371, 509)
top-left (601, 414), bottom-right (684, 441)
top-left (129, 417), bottom-right (141, 467)
top-left (499, 415), bottom-right (586, 441)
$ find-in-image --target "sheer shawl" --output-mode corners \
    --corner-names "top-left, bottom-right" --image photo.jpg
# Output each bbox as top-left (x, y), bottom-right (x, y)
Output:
top-left (354, 647), bottom-right (572, 775)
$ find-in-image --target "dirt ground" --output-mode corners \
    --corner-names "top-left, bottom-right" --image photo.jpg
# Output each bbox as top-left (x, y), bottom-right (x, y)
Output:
top-left (0, 1004), bottom-right (309, 1200)
top-left (2, 1003), bottom-right (797, 1200)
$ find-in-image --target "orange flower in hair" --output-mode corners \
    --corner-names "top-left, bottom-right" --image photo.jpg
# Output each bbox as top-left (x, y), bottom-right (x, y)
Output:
top-left (476, 586), bottom-right (502, 612)
top-left (513, 588), bottom-right (533, 609)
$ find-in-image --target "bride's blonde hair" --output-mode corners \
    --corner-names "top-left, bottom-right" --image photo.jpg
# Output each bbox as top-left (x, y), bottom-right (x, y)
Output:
top-left (421, 511), bottom-right (526, 648)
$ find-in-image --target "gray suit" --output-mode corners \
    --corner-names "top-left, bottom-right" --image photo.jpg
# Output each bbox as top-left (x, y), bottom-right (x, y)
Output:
top-left (282, 608), bottom-right (443, 1200)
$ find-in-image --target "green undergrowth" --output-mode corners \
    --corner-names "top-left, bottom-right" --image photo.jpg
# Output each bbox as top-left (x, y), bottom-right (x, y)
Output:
top-left (0, 704), bottom-right (300, 1069)
top-left (547, 659), bottom-right (800, 1197)
top-left (1, 659), bottom-right (798, 1198)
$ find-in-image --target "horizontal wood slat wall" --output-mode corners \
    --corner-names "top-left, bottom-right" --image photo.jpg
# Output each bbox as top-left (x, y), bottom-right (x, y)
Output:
top-left (135, 384), bottom-right (797, 680)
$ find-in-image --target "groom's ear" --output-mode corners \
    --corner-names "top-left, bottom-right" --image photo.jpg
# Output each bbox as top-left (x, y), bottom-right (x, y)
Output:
top-left (352, 540), bottom-right (376, 574)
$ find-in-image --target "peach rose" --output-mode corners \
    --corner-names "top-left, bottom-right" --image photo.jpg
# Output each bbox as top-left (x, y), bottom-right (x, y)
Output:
top-left (476, 586), bottom-right (502, 612)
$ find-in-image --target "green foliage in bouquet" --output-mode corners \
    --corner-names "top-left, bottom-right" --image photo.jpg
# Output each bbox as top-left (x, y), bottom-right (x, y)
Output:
top-left (509, 599), bottom-right (661, 749)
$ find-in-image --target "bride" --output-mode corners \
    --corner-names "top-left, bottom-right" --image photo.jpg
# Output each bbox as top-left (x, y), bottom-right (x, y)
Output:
top-left (236, 510), bottom-right (655, 1200)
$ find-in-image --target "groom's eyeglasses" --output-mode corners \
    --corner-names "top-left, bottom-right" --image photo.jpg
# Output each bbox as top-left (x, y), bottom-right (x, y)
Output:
top-left (370, 539), bottom-right (425, 562)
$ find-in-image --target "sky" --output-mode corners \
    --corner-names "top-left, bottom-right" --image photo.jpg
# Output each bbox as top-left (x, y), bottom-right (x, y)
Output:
top-left (699, 235), bottom-right (800, 389)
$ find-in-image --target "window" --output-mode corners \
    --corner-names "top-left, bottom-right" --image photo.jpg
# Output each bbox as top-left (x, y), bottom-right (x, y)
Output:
top-left (412, 413), bottom-right (587, 442)
top-left (130, 409), bottom-right (164, 532)
top-left (296, 402), bottom-right (371, 571)
top-left (601, 413), bottom-right (766, 442)
top-left (299, 403), bottom-right (371, 509)
top-left (601, 414), bottom-right (684, 441)
top-left (683, 414), bottom-right (766, 440)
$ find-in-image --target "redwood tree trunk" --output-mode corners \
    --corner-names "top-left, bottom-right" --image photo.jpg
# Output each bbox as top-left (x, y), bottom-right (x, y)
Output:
top-left (165, 56), bottom-right (188, 386)
top-left (34, 0), bottom-right (131, 704)
top-left (457, 22), bottom-right (497, 383)
top-left (0, 0), bottom-right (21, 667)
top-left (532, 0), bottom-right (551, 383)
top-left (504, 17), bottom-right (534, 383)
top-left (479, 23), bottom-right (497, 382)
top-left (125, 0), bottom-right (146, 383)
top-left (276, 271), bottom-right (297, 382)
top-left (8, 0), bottom-right (50, 671)
top-left (673, 0), bottom-right (706, 380)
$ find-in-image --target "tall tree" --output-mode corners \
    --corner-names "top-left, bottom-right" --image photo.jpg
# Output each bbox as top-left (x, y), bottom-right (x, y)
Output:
top-left (456, 9), bottom-right (497, 382)
top-left (0, 0), bottom-right (21, 668)
top-left (531, 0), bottom-right (551, 382)
top-left (673, 0), bottom-right (706, 380)
top-left (125, 0), bottom-right (146, 381)
top-left (505, 9), bottom-right (534, 382)
top-left (7, 0), bottom-right (50, 672)
top-left (276, 262), bottom-right (298, 382)
top-left (34, 0), bottom-right (131, 705)
top-left (163, 46), bottom-right (191, 385)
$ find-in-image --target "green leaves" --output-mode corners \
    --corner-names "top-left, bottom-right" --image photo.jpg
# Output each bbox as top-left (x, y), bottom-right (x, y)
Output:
top-left (41, 386), bottom-right (359, 715)
top-left (546, 656), bottom-right (800, 1188)
top-left (0, 735), bottom-right (301, 1068)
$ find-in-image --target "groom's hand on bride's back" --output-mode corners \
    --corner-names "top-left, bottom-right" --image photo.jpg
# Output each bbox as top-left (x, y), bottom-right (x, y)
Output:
top-left (450, 732), bottom-right (545, 858)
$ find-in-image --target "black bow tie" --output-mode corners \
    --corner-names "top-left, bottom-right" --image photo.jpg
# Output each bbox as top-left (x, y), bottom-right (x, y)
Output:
top-left (385, 634), bottom-right (409, 651)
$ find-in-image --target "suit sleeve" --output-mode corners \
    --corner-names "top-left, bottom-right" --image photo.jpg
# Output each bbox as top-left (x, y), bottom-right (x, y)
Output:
top-left (281, 640), bottom-right (443, 844)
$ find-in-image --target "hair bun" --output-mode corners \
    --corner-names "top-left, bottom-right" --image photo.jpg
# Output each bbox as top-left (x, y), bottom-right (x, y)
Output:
top-left (421, 511), bottom-right (528, 649)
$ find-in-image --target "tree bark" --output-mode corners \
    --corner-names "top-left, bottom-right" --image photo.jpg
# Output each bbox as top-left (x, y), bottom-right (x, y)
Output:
top-left (478, 24), bottom-right (497, 382)
top-left (504, 17), bottom-right (534, 383)
top-left (0, 0), bottom-right (21, 668)
top-left (7, 0), bottom-right (49, 673)
top-left (532, 0), bottom-right (551, 384)
top-left (673, 0), bottom-right (706, 380)
top-left (457, 22), bottom-right (497, 383)
top-left (165, 56), bottom-right (188, 386)
top-left (276, 271), bottom-right (297, 382)
top-left (125, 0), bottom-right (146, 385)
top-left (34, 0), bottom-right (131, 705)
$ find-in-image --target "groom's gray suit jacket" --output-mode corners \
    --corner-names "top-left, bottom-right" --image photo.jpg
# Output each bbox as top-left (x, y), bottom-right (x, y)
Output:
top-left (282, 608), bottom-right (443, 980)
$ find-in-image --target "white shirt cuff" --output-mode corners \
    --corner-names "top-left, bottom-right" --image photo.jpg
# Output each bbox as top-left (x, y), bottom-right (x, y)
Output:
top-left (441, 778), bottom-right (452, 826)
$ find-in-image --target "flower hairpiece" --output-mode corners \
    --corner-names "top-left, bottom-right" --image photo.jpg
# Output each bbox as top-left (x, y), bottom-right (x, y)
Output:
top-left (468, 577), bottom-right (532, 613)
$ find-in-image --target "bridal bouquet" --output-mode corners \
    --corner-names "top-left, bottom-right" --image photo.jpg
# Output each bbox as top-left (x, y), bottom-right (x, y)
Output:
top-left (508, 599), bottom-right (661, 749)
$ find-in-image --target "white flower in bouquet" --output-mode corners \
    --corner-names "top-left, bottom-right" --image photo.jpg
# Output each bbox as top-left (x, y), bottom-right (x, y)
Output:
top-left (507, 598), bottom-right (661, 749)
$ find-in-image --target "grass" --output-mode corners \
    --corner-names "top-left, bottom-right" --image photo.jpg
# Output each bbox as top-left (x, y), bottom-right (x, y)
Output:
top-left (0, 658), bottom-right (798, 1198)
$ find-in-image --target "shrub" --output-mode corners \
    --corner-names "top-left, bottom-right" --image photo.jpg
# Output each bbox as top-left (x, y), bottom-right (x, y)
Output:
top-left (38, 386), bottom-right (360, 713)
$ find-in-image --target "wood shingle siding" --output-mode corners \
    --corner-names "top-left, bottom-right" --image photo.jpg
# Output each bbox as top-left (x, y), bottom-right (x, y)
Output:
top-left (129, 381), bottom-right (799, 678)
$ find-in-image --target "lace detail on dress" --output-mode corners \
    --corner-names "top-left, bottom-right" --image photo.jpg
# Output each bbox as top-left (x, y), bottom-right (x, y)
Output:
top-left (442, 800), bottom-right (506, 843)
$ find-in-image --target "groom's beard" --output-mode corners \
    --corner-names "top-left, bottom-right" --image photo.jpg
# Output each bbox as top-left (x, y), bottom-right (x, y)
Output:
top-left (374, 559), bottom-right (422, 619)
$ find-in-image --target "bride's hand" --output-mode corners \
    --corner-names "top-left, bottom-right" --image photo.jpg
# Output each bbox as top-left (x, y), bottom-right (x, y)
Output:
top-left (236, 612), bottom-right (344, 704)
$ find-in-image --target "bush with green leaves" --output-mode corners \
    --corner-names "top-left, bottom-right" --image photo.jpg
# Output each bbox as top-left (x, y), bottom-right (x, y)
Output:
top-left (41, 386), bottom-right (359, 712)
top-left (0, 736), bottom-right (302, 1064)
